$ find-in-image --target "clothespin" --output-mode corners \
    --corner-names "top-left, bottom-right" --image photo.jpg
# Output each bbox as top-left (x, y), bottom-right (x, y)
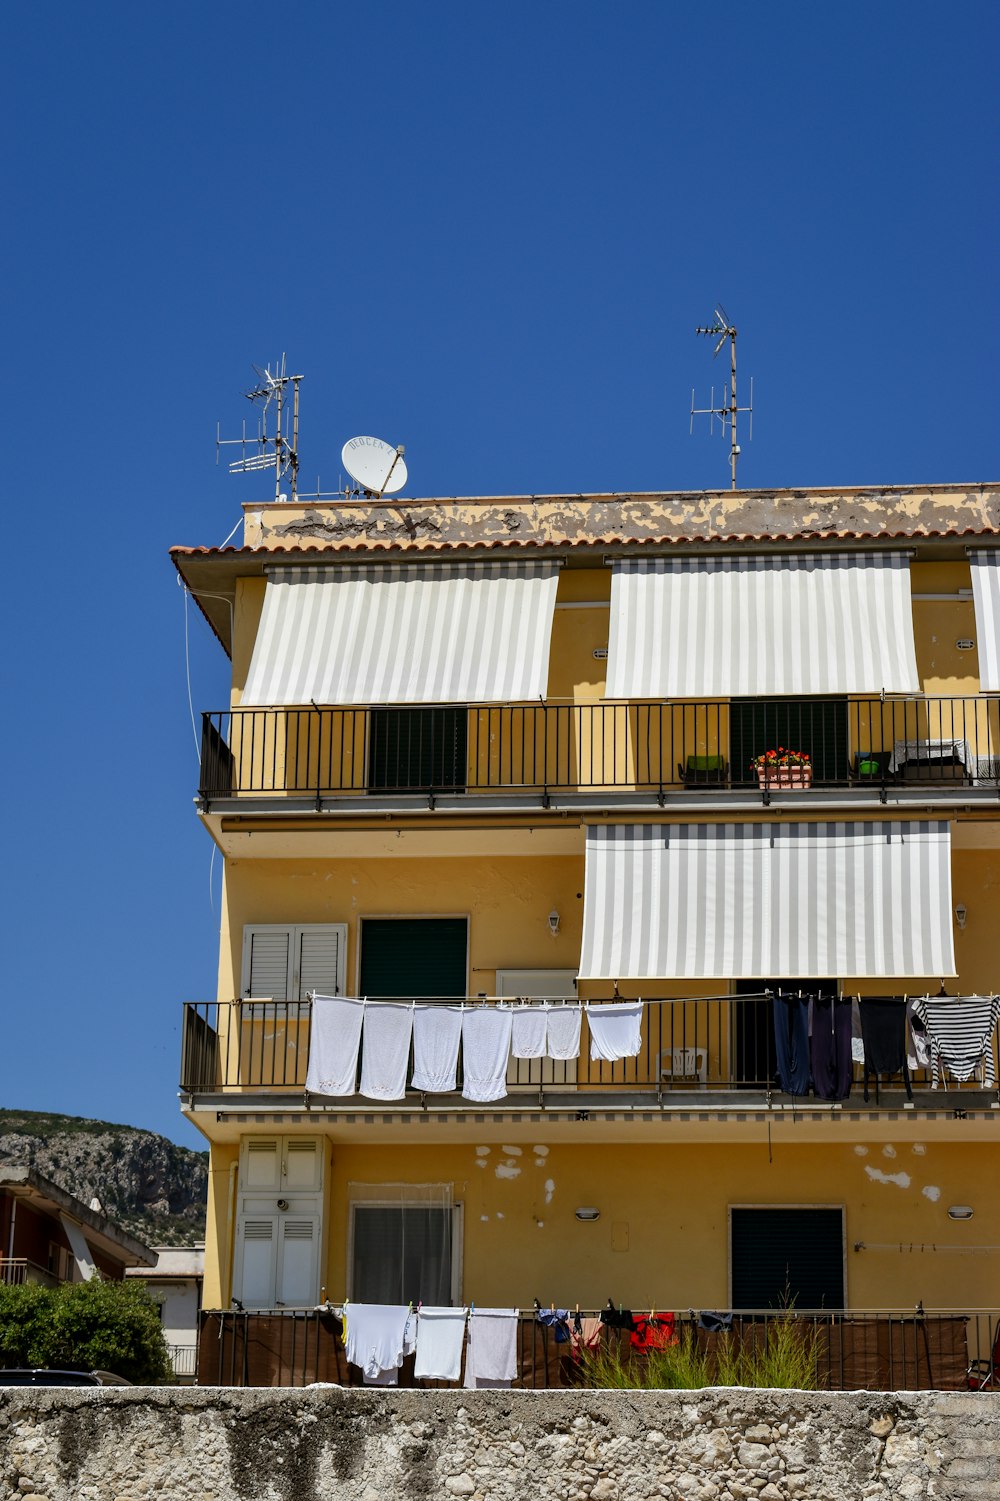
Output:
top-left (613, 979), bottom-right (620, 999)
top-left (550, 1301), bottom-right (555, 1314)
top-left (470, 1301), bottom-right (475, 1315)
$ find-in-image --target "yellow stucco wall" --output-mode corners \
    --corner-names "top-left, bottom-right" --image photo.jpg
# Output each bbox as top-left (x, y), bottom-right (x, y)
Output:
top-left (218, 846), bottom-right (1000, 1003)
top-left (202, 1137), bottom-right (999, 1312)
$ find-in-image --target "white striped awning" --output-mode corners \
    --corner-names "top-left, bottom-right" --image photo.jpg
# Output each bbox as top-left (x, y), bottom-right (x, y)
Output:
top-left (969, 551), bottom-right (1000, 691)
top-left (579, 821), bottom-right (955, 980)
top-left (241, 562), bottom-right (560, 705)
top-left (606, 552), bottom-right (920, 698)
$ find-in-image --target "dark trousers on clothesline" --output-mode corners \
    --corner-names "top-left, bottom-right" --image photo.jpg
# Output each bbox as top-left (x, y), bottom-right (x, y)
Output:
top-left (811, 996), bottom-right (853, 1101)
top-left (772, 994), bottom-right (811, 1095)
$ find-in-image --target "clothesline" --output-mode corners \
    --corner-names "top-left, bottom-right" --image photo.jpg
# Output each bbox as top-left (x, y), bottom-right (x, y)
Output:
top-left (305, 992), bottom-right (771, 1007)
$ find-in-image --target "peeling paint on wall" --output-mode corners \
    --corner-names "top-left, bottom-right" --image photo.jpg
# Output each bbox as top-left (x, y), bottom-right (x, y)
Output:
top-left (865, 1166), bottom-right (912, 1189)
top-left (922, 1185), bottom-right (942, 1202)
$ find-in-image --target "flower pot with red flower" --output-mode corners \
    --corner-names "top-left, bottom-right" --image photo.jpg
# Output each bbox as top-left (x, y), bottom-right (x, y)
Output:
top-left (753, 747), bottom-right (813, 790)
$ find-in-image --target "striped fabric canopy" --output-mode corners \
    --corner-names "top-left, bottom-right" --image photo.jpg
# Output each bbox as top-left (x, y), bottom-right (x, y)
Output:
top-left (579, 821), bottom-right (955, 980)
top-left (969, 551), bottom-right (1000, 691)
top-left (241, 562), bottom-right (560, 705)
top-left (606, 552), bottom-right (920, 698)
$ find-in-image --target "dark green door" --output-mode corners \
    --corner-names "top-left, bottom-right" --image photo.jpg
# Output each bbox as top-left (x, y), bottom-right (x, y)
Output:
top-left (730, 699), bottom-right (848, 786)
top-left (359, 917), bottom-right (468, 997)
top-left (368, 708), bottom-right (467, 792)
top-left (731, 1207), bottom-right (845, 1310)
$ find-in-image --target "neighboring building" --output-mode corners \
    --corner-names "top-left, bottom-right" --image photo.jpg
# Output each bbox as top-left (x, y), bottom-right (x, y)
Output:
top-left (126, 1244), bottom-right (204, 1383)
top-left (172, 482), bottom-right (1000, 1381)
top-left (0, 1167), bottom-right (155, 1286)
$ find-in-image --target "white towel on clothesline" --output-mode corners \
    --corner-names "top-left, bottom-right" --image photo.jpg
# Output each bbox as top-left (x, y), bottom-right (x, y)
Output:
top-left (363, 1311), bottom-right (416, 1386)
top-left (360, 1002), bottom-right (413, 1101)
top-left (463, 1309), bottom-right (518, 1388)
top-left (346, 1304), bottom-right (412, 1382)
top-left (546, 1004), bottom-right (582, 1060)
top-left (414, 1307), bottom-right (467, 1381)
top-left (411, 1005), bottom-right (464, 1092)
top-left (511, 1005), bottom-right (548, 1059)
top-left (585, 1001), bottom-right (642, 1062)
top-left (462, 1007), bottom-right (513, 1102)
top-left (306, 995), bottom-right (364, 1097)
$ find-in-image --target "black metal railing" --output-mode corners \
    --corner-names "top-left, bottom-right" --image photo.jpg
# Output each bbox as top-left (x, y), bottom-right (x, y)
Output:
top-left (197, 1306), bottom-right (999, 1392)
top-left (198, 697), bottom-right (1000, 800)
top-left (179, 998), bottom-right (1000, 1101)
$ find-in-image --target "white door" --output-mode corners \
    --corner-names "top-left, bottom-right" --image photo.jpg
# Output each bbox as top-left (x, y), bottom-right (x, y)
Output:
top-left (233, 1136), bottom-right (324, 1308)
top-left (496, 969), bottom-right (578, 1088)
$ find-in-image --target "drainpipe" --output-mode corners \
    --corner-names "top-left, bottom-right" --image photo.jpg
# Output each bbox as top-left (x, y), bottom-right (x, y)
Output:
top-left (6, 1196), bottom-right (16, 1263)
top-left (226, 1162), bottom-right (238, 1302)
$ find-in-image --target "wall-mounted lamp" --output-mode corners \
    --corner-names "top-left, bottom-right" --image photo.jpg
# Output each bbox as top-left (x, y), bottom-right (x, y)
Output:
top-left (954, 904), bottom-right (967, 929)
top-left (575, 1207), bottom-right (600, 1222)
top-left (947, 1205), bottom-right (974, 1221)
top-left (548, 910), bottom-right (560, 936)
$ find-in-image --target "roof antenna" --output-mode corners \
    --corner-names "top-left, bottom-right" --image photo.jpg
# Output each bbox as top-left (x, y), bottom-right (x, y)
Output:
top-left (690, 306), bottom-right (753, 490)
top-left (216, 355), bottom-right (302, 503)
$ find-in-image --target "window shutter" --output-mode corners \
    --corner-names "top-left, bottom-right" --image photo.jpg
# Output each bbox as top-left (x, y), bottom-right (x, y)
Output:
top-left (243, 1139), bottom-right (281, 1190)
top-left (296, 926), bottom-right (345, 999)
top-left (244, 928), bottom-right (291, 999)
top-left (284, 1140), bottom-right (322, 1190)
top-left (238, 1217), bottom-right (277, 1308)
top-left (731, 1207), bottom-right (844, 1310)
top-left (359, 918), bottom-right (468, 997)
top-left (277, 1217), bottom-right (319, 1307)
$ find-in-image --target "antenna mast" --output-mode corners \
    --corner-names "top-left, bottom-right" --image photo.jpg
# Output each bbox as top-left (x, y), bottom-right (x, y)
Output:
top-left (216, 356), bottom-right (302, 502)
top-left (690, 306), bottom-right (753, 489)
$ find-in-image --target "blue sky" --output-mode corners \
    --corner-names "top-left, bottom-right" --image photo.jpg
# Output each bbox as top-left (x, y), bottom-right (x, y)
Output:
top-left (2, 2), bottom-right (997, 1149)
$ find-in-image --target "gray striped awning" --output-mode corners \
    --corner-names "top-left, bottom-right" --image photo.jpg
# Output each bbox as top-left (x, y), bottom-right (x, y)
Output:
top-left (969, 551), bottom-right (1000, 691)
top-left (606, 552), bottom-right (920, 697)
top-left (240, 562), bottom-right (560, 705)
top-left (579, 821), bottom-right (955, 980)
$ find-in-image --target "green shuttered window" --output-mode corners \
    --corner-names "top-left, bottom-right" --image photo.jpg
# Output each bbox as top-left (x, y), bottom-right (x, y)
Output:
top-left (359, 917), bottom-right (469, 997)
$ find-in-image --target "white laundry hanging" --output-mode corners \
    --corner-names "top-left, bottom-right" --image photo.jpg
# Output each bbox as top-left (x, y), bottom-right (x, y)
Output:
top-left (360, 1002), bottom-right (413, 1101)
top-left (511, 1004), bottom-right (547, 1059)
top-left (411, 1005), bottom-right (464, 1092)
top-left (463, 1308), bottom-right (518, 1388)
top-left (461, 1007), bottom-right (514, 1103)
top-left (345, 1303), bottom-right (412, 1382)
top-left (414, 1307), bottom-right (468, 1381)
top-left (306, 996), bottom-right (364, 1097)
top-left (546, 1004), bottom-right (582, 1061)
top-left (585, 1001), bottom-right (643, 1062)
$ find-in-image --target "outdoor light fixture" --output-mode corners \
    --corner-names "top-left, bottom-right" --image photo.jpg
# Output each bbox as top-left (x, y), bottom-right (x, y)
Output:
top-left (955, 904), bottom-right (967, 929)
top-left (548, 910), bottom-right (561, 935)
top-left (575, 1207), bottom-right (600, 1222)
top-left (947, 1205), bottom-right (974, 1220)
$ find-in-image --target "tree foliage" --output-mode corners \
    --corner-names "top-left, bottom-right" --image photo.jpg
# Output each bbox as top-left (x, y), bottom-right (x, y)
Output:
top-left (0, 1277), bottom-right (172, 1384)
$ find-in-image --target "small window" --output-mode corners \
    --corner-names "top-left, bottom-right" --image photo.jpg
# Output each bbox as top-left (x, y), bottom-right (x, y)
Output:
top-left (350, 1200), bottom-right (461, 1305)
top-left (368, 708), bottom-right (467, 793)
top-left (731, 1207), bottom-right (845, 1310)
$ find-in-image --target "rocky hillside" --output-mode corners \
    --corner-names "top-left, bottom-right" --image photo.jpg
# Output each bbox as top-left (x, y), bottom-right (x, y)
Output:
top-left (0, 1109), bottom-right (207, 1247)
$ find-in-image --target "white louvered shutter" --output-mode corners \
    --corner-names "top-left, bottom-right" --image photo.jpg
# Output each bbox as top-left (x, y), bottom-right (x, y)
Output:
top-left (295, 926), bottom-right (346, 998)
top-left (243, 928), bottom-right (291, 999)
top-left (238, 1217), bottom-right (277, 1307)
top-left (284, 1139), bottom-right (321, 1191)
top-left (276, 1217), bottom-right (320, 1306)
top-left (243, 1139), bottom-right (281, 1191)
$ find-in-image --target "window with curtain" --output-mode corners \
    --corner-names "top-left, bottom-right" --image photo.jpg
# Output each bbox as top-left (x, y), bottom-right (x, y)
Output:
top-left (348, 1183), bottom-right (458, 1305)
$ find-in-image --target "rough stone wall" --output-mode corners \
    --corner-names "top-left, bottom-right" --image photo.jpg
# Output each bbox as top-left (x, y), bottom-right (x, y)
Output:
top-left (2, 1388), bottom-right (998, 1501)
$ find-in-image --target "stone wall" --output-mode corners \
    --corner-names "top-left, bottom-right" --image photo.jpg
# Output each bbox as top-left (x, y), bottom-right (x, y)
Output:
top-left (1, 1388), bottom-right (998, 1501)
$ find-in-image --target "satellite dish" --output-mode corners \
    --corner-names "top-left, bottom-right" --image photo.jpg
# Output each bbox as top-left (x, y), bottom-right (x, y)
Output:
top-left (341, 436), bottom-right (408, 495)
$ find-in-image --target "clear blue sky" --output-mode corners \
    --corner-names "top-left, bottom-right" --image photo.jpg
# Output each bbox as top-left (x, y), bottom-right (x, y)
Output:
top-left (2, 2), bottom-right (996, 1149)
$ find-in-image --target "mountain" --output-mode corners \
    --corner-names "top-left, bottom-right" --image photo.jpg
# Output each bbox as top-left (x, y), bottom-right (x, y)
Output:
top-left (0, 1109), bottom-right (207, 1247)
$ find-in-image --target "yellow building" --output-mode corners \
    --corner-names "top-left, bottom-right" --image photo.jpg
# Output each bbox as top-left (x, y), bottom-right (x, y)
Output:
top-left (173, 481), bottom-right (1000, 1383)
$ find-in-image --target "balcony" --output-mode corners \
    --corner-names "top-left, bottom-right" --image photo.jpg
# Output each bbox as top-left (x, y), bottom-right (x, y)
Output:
top-left (180, 999), bottom-right (1000, 1112)
top-left (198, 696), bottom-right (1000, 810)
top-left (197, 1306), bottom-right (997, 1392)
top-left (0, 1258), bottom-right (59, 1287)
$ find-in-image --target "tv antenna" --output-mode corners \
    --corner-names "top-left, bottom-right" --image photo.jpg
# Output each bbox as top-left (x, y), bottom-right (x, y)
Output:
top-left (690, 305), bottom-right (753, 490)
top-left (216, 356), bottom-right (302, 502)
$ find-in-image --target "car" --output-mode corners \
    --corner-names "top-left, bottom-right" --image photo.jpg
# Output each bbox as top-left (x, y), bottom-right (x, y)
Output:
top-left (0, 1369), bottom-right (131, 1387)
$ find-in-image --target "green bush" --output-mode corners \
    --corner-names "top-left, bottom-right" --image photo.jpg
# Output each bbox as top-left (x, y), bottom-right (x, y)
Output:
top-left (0, 1277), bottom-right (172, 1385)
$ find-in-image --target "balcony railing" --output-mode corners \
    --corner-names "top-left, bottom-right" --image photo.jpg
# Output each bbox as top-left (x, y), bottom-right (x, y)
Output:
top-left (180, 998), bottom-right (1000, 1103)
top-left (199, 697), bottom-right (1000, 802)
top-left (167, 1342), bottom-right (198, 1379)
top-left (0, 1258), bottom-right (59, 1287)
top-left (197, 1307), bottom-right (998, 1391)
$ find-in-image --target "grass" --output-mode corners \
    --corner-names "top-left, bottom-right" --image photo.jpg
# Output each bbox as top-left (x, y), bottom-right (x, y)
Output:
top-left (579, 1317), bottom-right (822, 1391)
